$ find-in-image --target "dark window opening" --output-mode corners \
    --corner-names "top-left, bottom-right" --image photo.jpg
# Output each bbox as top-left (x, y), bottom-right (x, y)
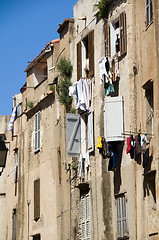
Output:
top-left (12, 209), bottom-right (16, 240)
top-left (33, 234), bottom-right (41, 240)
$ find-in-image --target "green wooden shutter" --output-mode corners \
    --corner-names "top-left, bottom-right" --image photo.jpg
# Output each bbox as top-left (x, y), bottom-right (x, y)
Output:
top-left (88, 30), bottom-right (94, 77)
top-left (77, 41), bottom-right (82, 81)
top-left (34, 179), bottom-right (40, 220)
top-left (104, 24), bottom-right (111, 57)
top-left (119, 12), bottom-right (127, 56)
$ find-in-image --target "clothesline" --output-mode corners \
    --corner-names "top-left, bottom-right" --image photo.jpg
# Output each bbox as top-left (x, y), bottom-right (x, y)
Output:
top-left (122, 130), bottom-right (154, 136)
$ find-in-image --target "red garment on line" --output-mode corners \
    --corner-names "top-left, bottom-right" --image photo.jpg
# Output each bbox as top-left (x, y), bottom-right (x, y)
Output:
top-left (126, 136), bottom-right (131, 154)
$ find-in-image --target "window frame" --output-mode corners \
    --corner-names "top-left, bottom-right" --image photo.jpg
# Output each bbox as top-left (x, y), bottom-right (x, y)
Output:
top-left (34, 111), bottom-right (40, 152)
top-left (34, 179), bottom-right (40, 221)
top-left (77, 30), bottom-right (94, 81)
top-left (116, 194), bottom-right (128, 239)
top-left (146, 0), bottom-right (153, 27)
top-left (14, 150), bottom-right (18, 183)
top-left (104, 12), bottom-right (127, 58)
top-left (81, 193), bottom-right (91, 240)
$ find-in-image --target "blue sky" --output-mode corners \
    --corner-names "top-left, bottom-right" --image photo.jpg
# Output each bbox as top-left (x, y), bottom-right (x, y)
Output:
top-left (0, 0), bottom-right (78, 115)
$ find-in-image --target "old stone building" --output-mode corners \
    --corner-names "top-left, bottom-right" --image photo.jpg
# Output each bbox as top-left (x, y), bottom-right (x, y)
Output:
top-left (0, 0), bottom-right (159, 240)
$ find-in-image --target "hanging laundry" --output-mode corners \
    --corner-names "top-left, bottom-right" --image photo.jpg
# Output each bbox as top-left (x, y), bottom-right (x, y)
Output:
top-left (69, 84), bottom-right (76, 96)
top-left (130, 135), bottom-right (135, 159)
top-left (102, 137), bottom-right (107, 158)
top-left (76, 78), bottom-right (91, 111)
top-left (8, 107), bottom-right (17, 132)
top-left (98, 57), bottom-right (107, 84)
top-left (143, 148), bottom-right (149, 168)
top-left (108, 143), bottom-right (118, 171)
top-left (85, 151), bottom-right (91, 173)
top-left (97, 137), bottom-right (102, 149)
top-left (126, 136), bottom-right (131, 154)
top-left (78, 154), bottom-right (84, 178)
top-left (105, 83), bottom-right (115, 96)
top-left (112, 57), bottom-right (120, 82)
top-left (141, 134), bottom-right (149, 152)
top-left (135, 134), bottom-right (142, 164)
top-left (105, 57), bottom-right (110, 73)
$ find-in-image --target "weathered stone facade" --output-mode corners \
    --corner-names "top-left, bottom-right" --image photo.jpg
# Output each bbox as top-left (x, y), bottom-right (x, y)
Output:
top-left (0, 0), bottom-right (159, 239)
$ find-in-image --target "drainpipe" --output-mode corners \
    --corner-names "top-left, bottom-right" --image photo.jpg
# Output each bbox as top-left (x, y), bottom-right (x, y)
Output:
top-left (27, 200), bottom-right (31, 240)
top-left (153, 0), bottom-right (159, 232)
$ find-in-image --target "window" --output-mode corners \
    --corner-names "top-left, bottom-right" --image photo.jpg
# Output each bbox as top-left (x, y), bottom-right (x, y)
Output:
top-left (77, 30), bottom-right (94, 80)
top-left (81, 111), bottom-right (94, 154)
top-left (143, 80), bottom-right (153, 139)
top-left (34, 179), bottom-right (40, 221)
top-left (34, 112), bottom-right (40, 152)
top-left (33, 62), bottom-right (48, 87)
top-left (12, 209), bottom-right (16, 240)
top-left (16, 102), bottom-right (22, 117)
top-left (81, 194), bottom-right (91, 240)
top-left (14, 150), bottom-right (18, 183)
top-left (66, 111), bottom-right (94, 157)
top-left (116, 195), bottom-right (128, 238)
top-left (104, 96), bottom-right (124, 142)
top-left (33, 234), bottom-right (41, 240)
top-left (104, 12), bottom-right (127, 58)
top-left (146, 0), bottom-right (153, 26)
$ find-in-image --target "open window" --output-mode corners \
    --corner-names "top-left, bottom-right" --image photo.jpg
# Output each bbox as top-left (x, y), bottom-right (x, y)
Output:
top-left (143, 80), bottom-right (153, 139)
top-left (104, 12), bottom-right (127, 58)
top-left (33, 61), bottom-right (48, 87)
top-left (77, 30), bottom-right (94, 81)
top-left (33, 234), bottom-right (41, 240)
top-left (66, 111), bottom-right (94, 157)
top-left (12, 209), bottom-right (16, 240)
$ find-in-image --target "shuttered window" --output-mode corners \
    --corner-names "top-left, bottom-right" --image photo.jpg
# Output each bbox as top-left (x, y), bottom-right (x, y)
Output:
top-left (77, 41), bottom-right (82, 81)
top-left (34, 179), bottom-right (40, 221)
top-left (104, 96), bottom-right (124, 142)
top-left (34, 112), bottom-right (40, 152)
top-left (88, 30), bottom-right (94, 77)
top-left (16, 102), bottom-right (22, 117)
top-left (81, 194), bottom-right (91, 240)
top-left (146, 0), bottom-right (153, 26)
top-left (119, 12), bottom-right (127, 56)
top-left (104, 24), bottom-right (111, 57)
top-left (12, 209), bottom-right (16, 240)
top-left (77, 30), bottom-right (94, 80)
top-left (14, 151), bottom-right (18, 183)
top-left (66, 113), bottom-right (81, 156)
top-left (87, 110), bottom-right (94, 153)
top-left (116, 195), bottom-right (127, 238)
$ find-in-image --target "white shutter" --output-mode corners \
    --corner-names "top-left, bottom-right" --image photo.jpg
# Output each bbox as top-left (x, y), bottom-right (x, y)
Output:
top-left (81, 116), bottom-right (86, 155)
top-left (66, 113), bottom-right (81, 157)
top-left (81, 194), bottom-right (91, 240)
top-left (104, 96), bottom-right (124, 141)
top-left (35, 112), bottom-right (40, 152)
top-left (116, 196), bottom-right (127, 238)
top-left (87, 110), bottom-right (94, 153)
top-left (14, 152), bottom-right (18, 183)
